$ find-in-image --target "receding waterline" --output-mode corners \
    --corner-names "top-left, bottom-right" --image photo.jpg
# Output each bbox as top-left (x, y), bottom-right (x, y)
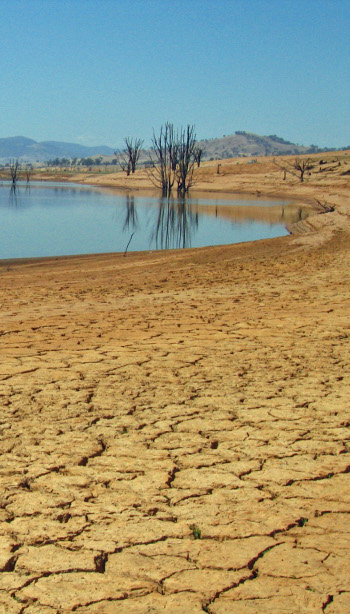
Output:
top-left (0, 182), bottom-right (309, 260)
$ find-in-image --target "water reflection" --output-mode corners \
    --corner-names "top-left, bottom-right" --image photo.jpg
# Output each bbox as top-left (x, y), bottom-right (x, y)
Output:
top-left (123, 195), bottom-right (138, 232)
top-left (122, 193), bottom-right (308, 250)
top-left (9, 185), bottom-right (20, 207)
top-left (187, 200), bottom-right (307, 226)
top-left (121, 194), bottom-right (199, 249)
top-left (150, 197), bottom-right (199, 249)
top-left (0, 182), bottom-right (311, 259)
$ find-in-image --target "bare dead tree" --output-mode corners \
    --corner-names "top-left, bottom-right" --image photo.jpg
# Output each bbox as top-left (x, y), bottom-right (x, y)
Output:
top-left (169, 132), bottom-right (180, 172)
top-left (293, 157), bottom-right (315, 182)
top-left (115, 137), bottom-right (144, 175)
top-left (175, 125), bottom-right (197, 195)
top-left (24, 165), bottom-right (33, 183)
top-left (193, 145), bottom-right (204, 167)
top-left (148, 123), bottom-right (178, 196)
top-left (123, 137), bottom-right (144, 173)
top-left (274, 157), bottom-right (315, 182)
top-left (114, 149), bottom-right (131, 175)
top-left (148, 123), bottom-right (197, 196)
top-left (9, 159), bottom-right (21, 186)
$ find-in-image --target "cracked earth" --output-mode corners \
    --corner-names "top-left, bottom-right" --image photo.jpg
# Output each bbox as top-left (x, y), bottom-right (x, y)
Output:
top-left (0, 165), bottom-right (349, 612)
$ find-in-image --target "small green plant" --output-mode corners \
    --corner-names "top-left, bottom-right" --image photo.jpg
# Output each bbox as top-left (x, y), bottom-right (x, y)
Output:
top-left (190, 523), bottom-right (201, 539)
top-left (11, 595), bottom-right (22, 603)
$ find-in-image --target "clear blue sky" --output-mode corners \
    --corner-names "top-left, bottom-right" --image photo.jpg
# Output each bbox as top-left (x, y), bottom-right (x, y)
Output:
top-left (1, 0), bottom-right (349, 149)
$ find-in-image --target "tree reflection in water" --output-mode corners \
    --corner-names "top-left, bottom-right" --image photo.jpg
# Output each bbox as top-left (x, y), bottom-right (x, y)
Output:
top-left (151, 197), bottom-right (198, 250)
top-left (1, 184), bottom-right (306, 259)
top-left (123, 195), bottom-right (138, 232)
top-left (123, 195), bottom-right (199, 250)
top-left (9, 185), bottom-right (20, 207)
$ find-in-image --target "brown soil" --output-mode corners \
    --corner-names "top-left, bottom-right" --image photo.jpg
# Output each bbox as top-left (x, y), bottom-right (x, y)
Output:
top-left (0, 153), bottom-right (350, 613)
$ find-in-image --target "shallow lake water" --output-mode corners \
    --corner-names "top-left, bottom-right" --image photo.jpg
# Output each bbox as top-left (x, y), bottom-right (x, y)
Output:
top-left (0, 182), bottom-right (308, 259)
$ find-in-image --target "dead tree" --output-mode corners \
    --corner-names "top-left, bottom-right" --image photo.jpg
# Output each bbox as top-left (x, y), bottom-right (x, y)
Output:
top-left (120, 158), bottom-right (132, 175)
top-left (9, 159), bottom-right (21, 186)
top-left (274, 157), bottom-right (315, 183)
top-left (148, 123), bottom-right (178, 196)
top-left (24, 165), bottom-right (33, 183)
top-left (293, 157), bottom-right (315, 182)
top-left (123, 137), bottom-right (144, 173)
top-left (175, 125), bottom-right (197, 195)
top-left (193, 145), bottom-right (204, 167)
top-left (115, 137), bottom-right (144, 175)
top-left (114, 149), bottom-right (130, 175)
top-left (148, 123), bottom-right (197, 196)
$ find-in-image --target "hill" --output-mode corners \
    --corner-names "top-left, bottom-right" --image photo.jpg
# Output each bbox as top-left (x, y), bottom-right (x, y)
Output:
top-left (196, 132), bottom-right (319, 160)
top-left (108, 133), bottom-right (337, 166)
top-left (0, 132), bottom-right (346, 164)
top-left (0, 136), bottom-right (115, 163)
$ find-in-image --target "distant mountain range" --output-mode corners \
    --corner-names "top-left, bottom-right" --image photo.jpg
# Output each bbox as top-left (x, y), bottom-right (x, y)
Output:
top-left (0, 136), bottom-right (115, 163)
top-left (0, 133), bottom-right (345, 164)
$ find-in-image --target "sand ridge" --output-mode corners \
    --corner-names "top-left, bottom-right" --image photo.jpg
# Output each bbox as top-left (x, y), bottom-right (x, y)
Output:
top-left (0, 154), bottom-right (349, 612)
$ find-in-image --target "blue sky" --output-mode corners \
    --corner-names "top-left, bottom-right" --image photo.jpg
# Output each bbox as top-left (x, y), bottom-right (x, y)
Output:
top-left (0, 0), bottom-right (349, 149)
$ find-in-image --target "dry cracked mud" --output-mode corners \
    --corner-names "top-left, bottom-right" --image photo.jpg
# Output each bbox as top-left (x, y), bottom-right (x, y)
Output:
top-left (0, 157), bottom-right (349, 612)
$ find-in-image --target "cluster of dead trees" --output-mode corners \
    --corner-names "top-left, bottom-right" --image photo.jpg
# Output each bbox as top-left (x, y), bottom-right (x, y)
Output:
top-left (150, 123), bottom-right (206, 196)
top-left (274, 156), bottom-right (343, 183)
top-left (7, 160), bottom-right (33, 186)
top-left (115, 124), bottom-right (204, 196)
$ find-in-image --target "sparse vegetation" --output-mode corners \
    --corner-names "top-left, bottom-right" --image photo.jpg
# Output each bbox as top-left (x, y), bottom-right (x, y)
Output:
top-left (47, 157), bottom-right (71, 167)
top-left (190, 523), bottom-right (202, 539)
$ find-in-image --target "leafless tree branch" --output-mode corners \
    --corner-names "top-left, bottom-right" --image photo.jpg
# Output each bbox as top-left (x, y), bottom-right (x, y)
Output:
top-left (274, 157), bottom-right (315, 182)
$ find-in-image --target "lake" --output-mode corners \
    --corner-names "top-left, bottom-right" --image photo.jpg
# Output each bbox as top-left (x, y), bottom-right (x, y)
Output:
top-left (0, 182), bottom-right (309, 259)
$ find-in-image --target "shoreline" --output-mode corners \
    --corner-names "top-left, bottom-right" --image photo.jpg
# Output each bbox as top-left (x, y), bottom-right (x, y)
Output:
top-left (0, 155), bottom-right (350, 612)
top-left (0, 174), bottom-right (332, 268)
